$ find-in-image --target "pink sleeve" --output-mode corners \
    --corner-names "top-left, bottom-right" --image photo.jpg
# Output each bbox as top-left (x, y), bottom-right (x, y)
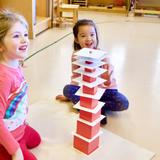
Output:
top-left (0, 76), bottom-right (19, 155)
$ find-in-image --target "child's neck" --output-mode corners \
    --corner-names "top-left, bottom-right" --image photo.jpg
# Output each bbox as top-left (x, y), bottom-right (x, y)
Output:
top-left (0, 59), bottom-right (20, 68)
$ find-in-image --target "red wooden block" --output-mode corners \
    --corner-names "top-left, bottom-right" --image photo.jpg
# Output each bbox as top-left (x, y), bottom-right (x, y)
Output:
top-left (79, 110), bottom-right (101, 122)
top-left (76, 120), bottom-right (100, 139)
top-left (80, 96), bottom-right (98, 109)
top-left (73, 135), bottom-right (99, 155)
top-left (101, 71), bottom-right (111, 86)
top-left (85, 61), bottom-right (93, 64)
top-left (82, 85), bottom-right (98, 95)
top-left (83, 75), bottom-right (96, 82)
top-left (101, 71), bottom-right (109, 79)
top-left (84, 68), bottom-right (96, 73)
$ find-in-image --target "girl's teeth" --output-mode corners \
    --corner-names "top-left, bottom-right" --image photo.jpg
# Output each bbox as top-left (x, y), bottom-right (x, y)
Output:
top-left (19, 46), bottom-right (27, 50)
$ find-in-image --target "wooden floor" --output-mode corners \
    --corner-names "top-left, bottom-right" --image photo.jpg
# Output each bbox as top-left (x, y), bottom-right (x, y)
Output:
top-left (24, 11), bottom-right (160, 160)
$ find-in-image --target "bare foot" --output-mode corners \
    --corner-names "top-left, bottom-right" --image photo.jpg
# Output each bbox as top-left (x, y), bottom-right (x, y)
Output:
top-left (55, 95), bottom-right (70, 102)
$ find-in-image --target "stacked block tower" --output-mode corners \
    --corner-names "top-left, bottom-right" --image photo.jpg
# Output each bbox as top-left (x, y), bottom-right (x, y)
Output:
top-left (72, 48), bottom-right (108, 155)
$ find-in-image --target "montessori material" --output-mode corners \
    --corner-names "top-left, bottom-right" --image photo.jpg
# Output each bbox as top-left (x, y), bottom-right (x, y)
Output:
top-left (72, 48), bottom-right (108, 155)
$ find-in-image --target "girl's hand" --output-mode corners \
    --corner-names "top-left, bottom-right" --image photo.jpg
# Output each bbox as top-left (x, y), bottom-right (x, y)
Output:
top-left (101, 63), bottom-right (113, 82)
top-left (100, 63), bottom-right (117, 88)
top-left (101, 70), bottom-right (113, 87)
top-left (12, 147), bottom-right (24, 160)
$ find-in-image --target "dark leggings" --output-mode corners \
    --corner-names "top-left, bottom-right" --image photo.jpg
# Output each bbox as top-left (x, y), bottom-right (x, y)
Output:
top-left (63, 84), bottom-right (129, 112)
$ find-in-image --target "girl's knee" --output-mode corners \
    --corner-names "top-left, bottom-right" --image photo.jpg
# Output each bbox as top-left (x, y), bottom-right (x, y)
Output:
top-left (125, 99), bottom-right (129, 109)
top-left (63, 84), bottom-right (72, 96)
top-left (122, 98), bottom-right (129, 110)
top-left (25, 125), bottom-right (41, 149)
top-left (63, 84), bottom-right (71, 91)
top-left (119, 96), bottom-right (129, 111)
top-left (29, 131), bottom-right (41, 148)
top-left (117, 92), bottom-right (129, 110)
top-left (22, 149), bottom-right (37, 160)
top-left (63, 84), bottom-right (79, 97)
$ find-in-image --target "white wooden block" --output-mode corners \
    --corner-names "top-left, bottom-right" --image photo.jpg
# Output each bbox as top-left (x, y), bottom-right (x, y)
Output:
top-left (75, 87), bottom-right (105, 99)
top-left (74, 67), bottom-right (106, 78)
top-left (72, 76), bottom-right (106, 88)
top-left (77, 115), bottom-right (105, 126)
top-left (74, 48), bottom-right (108, 61)
top-left (72, 59), bottom-right (106, 69)
top-left (73, 101), bottom-right (105, 113)
top-left (73, 131), bottom-right (103, 143)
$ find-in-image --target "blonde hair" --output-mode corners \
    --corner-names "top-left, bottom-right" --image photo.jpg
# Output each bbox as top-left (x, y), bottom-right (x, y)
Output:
top-left (0, 9), bottom-right (28, 42)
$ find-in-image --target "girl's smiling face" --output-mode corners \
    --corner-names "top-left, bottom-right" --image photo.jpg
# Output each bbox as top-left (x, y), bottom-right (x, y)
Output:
top-left (1, 21), bottom-right (29, 63)
top-left (76, 25), bottom-right (98, 49)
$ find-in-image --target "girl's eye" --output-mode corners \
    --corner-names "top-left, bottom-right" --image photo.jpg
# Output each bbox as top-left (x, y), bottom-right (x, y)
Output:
top-left (91, 33), bottom-right (95, 37)
top-left (24, 33), bottom-right (28, 37)
top-left (13, 34), bottom-right (20, 38)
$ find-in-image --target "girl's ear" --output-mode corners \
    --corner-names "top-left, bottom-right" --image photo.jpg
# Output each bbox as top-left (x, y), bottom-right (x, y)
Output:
top-left (0, 44), bottom-right (4, 53)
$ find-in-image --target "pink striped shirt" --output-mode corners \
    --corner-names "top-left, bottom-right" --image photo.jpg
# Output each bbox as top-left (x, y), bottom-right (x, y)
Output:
top-left (0, 64), bottom-right (28, 155)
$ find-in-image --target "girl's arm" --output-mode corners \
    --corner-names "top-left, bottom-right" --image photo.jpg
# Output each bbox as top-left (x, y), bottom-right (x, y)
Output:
top-left (0, 76), bottom-right (20, 155)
